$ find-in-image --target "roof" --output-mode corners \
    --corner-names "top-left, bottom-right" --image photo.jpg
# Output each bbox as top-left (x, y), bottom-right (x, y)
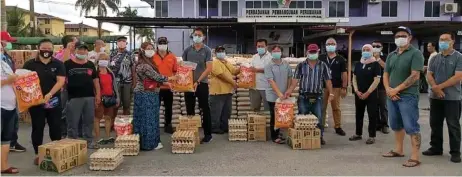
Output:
top-left (11, 35), bottom-right (126, 45)
top-left (85, 16), bottom-right (240, 27)
top-left (6, 6), bottom-right (70, 22)
top-left (65, 24), bottom-right (111, 32)
top-left (347, 21), bottom-right (462, 35)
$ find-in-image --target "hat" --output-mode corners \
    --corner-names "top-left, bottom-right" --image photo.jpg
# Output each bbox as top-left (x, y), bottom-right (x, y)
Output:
top-left (157, 37), bottom-right (168, 44)
top-left (1, 31), bottom-right (16, 42)
top-left (75, 42), bottom-right (88, 50)
top-left (117, 36), bottom-right (128, 41)
top-left (215, 45), bottom-right (225, 52)
top-left (393, 26), bottom-right (412, 36)
top-left (307, 44), bottom-right (319, 53)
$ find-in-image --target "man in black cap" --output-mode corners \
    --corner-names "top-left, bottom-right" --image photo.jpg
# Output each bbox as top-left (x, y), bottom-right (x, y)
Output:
top-left (64, 42), bottom-right (101, 149)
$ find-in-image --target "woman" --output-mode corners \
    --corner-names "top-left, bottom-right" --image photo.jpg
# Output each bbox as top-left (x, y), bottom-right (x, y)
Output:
top-left (350, 44), bottom-right (381, 144)
top-left (134, 42), bottom-right (174, 151)
top-left (209, 46), bottom-right (239, 134)
top-left (264, 45), bottom-right (292, 144)
top-left (94, 53), bottom-right (119, 146)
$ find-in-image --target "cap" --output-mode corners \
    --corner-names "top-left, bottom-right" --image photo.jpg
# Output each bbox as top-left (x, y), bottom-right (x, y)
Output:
top-left (393, 26), bottom-right (412, 36)
top-left (307, 44), bottom-right (319, 53)
top-left (157, 37), bottom-right (168, 44)
top-left (75, 42), bottom-right (88, 50)
top-left (215, 45), bottom-right (225, 52)
top-left (117, 36), bottom-right (128, 41)
top-left (1, 31), bottom-right (17, 42)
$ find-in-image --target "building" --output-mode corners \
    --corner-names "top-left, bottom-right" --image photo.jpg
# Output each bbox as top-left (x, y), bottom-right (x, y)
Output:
top-left (6, 6), bottom-right (69, 37)
top-left (64, 24), bottom-right (111, 37)
top-left (143, 0), bottom-right (461, 57)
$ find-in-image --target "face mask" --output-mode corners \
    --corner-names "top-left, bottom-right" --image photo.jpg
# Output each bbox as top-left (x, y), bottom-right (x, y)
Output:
top-left (117, 42), bottom-right (127, 49)
top-left (5, 42), bottom-right (12, 50)
top-left (439, 41), bottom-right (449, 51)
top-left (98, 60), bottom-right (109, 67)
top-left (39, 50), bottom-right (53, 58)
top-left (193, 36), bottom-right (203, 44)
top-left (158, 45), bottom-right (168, 51)
top-left (326, 45), bottom-right (336, 52)
top-left (372, 48), bottom-right (382, 53)
top-left (307, 53), bottom-right (318, 60)
top-left (75, 54), bottom-right (87, 60)
top-left (394, 38), bottom-right (408, 47)
top-left (216, 52), bottom-right (226, 59)
top-left (271, 52), bottom-right (282, 60)
top-left (100, 47), bottom-right (105, 53)
top-left (144, 50), bottom-right (155, 58)
top-left (362, 52), bottom-right (372, 59)
top-left (257, 48), bottom-right (266, 55)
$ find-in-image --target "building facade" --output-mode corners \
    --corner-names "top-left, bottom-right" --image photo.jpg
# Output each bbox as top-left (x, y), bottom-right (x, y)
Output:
top-left (65, 24), bottom-right (111, 37)
top-left (6, 6), bottom-right (69, 37)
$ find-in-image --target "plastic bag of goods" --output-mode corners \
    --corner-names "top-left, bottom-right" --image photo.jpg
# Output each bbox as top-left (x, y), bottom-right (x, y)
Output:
top-left (237, 63), bottom-right (255, 89)
top-left (275, 97), bottom-right (296, 129)
top-left (172, 61), bottom-right (197, 92)
top-left (114, 116), bottom-right (133, 136)
top-left (13, 70), bottom-right (44, 112)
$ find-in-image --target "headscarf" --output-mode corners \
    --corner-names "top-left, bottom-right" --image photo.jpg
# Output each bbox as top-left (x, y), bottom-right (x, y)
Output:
top-left (360, 44), bottom-right (377, 67)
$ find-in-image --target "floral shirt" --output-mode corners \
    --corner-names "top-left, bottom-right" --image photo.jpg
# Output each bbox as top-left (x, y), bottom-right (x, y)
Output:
top-left (109, 50), bottom-right (135, 84)
top-left (134, 63), bottom-right (168, 92)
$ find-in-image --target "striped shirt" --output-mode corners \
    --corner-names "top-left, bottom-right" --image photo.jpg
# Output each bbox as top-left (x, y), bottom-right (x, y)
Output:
top-left (293, 60), bottom-right (331, 94)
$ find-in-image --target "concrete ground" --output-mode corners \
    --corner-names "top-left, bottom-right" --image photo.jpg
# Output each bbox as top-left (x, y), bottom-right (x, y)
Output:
top-left (6, 94), bottom-right (462, 176)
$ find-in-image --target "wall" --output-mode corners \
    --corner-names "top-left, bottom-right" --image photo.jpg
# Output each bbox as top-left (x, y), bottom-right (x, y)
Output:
top-left (65, 29), bottom-right (110, 37)
top-left (50, 19), bottom-right (65, 36)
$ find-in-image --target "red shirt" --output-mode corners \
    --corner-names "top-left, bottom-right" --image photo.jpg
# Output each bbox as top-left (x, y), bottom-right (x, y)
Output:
top-left (99, 73), bottom-right (113, 96)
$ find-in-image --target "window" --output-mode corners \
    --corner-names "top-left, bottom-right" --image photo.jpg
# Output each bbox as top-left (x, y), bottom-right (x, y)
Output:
top-left (289, 1), bottom-right (321, 8)
top-left (199, 0), bottom-right (218, 16)
top-left (424, 1), bottom-right (440, 17)
top-left (328, 1), bottom-right (345, 17)
top-left (222, 1), bottom-right (238, 16)
top-left (44, 19), bottom-right (50, 24)
top-left (45, 28), bottom-right (50, 34)
top-left (83, 28), bottom-right (88, 32)
top-left (381, 1), bottom-right (398, 17)
top-left (155, 0), bottom-right (168, 17)
top-left (245, 1), bottom-right (278, 8)
top-left (349, 0), bottom-right (367, 17)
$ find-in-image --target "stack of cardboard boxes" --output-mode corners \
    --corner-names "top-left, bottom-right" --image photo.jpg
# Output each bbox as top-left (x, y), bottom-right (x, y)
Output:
top-left (247, 114), bottom-right (267, 141)
top-left (228, 119), bottom-right (247, 141)
top-left (114, 134), bottom-right (140, 156)
top-left (287, 115), bottom-right (321, 150)
top-left (171, 130), bottom-right (196, 154)
top-left (38, 139), bottom-right (87, 173)
top-left (89, 148), bottom-right (124, 171)
top-left (177, 115), bottom-right (201, 145)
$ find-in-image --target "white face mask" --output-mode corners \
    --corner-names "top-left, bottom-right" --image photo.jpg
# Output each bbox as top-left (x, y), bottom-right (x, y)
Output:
top-left (395, 38), bottom-right (408, 47)
top-left (158, 45), bottom-right (168, 51)
top-left (98, 60), bottom-right (109, 67)
top-left (144, 50), bottom-right (155, 58)
top-left (100, 47), bottom-right (105, 53)
top-left (372, 48), bottom-right (382, 53)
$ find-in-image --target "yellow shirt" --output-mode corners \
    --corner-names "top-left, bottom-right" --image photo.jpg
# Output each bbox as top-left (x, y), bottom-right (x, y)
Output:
top-left (209, 59), bottom-right (239, 95)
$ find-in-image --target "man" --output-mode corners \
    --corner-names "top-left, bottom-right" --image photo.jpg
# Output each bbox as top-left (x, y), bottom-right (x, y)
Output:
top-left (0, 33), bottom-right (19, 174)
top-left (65, 43), bottom-right (101, 149)
top-left (250, 39), bottom-right (272, 112)
top-left (320, 37), bottom-right (347, 136)
top-left (153, 37), bottom-right (178, 134)
top-left (373, 40), bottom-right (390, 134)
top-left (424, 32), bottom-right (462, 163)
top-left (381, 26), bottom-right (424, 168)
top-left (286, 44), bottom-right (333, 145)
top-left (109, 36), bottom-right (136, 115)
top-left (1, 31), bottom-right (26, 153)
top-left (182, 27), bottom-right (213, 143)
top-left (88, 39), bottom-right (106, 64)
top-left (23, 39), bottom-right (65, 165)
top-left (423, 42), bottom-right (438, 110)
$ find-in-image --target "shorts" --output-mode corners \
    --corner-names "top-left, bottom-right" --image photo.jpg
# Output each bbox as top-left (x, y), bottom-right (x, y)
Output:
top-left (387, 94), bottom-right (420, 135)
top-left (1, 108), bottom-right (17, 145)
top-left (95, 102), bottom-right (116, 120)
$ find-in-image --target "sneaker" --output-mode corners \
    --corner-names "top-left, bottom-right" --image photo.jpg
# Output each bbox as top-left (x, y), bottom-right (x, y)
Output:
top-left (335, 128), bottom-right (346, 136)
top-left (106, 137), bottom-right (115, 144)
top-left (349, 135), bottom-right (362, 141)
top-left (97, 139), bottom-right (106, 145)
top-left (164, 125), bottom-right (174, 134)
top-left (155, 143), bottom-right (163, 150)
top-left (200, 135), bottom-right (213, 144)
top-left (381, 127), bottom-right (390, 134)
top-left (321, 137), bottom-right (326, 145)
top-left (366, 137), bottom-right (375, 144)
top-left (88, 142), bottom-right (100, 149)
top-left (10, 143), bottom-right (26, 152)
top-left (450, 155), bottom-right (461, 163)
top-left (422, 149), bottom-right (443, 156)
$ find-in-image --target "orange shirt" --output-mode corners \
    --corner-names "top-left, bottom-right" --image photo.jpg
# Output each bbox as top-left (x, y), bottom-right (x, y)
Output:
top-left (153, 52), bottom-right (178, 89)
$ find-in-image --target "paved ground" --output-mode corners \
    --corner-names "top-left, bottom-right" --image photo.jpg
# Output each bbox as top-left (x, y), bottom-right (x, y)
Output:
top-left (6, 94), bottom-right (462, 176)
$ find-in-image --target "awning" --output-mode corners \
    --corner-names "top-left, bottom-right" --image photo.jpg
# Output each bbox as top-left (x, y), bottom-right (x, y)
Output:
top-left (85, 16), bottom-right (240, 28)
top-left (12, 35), bottom-right (126, 45)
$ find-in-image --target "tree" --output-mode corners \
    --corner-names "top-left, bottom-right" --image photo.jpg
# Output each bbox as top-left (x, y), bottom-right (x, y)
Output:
top-left (117, 6), bottom-right (137, 32)
top-left (1, 0), bottom-right (6, 31)
top-left (136, 28), bottom-right (155, 43)
top-left (6, 6), bottom-right (30, 37)
top-left (75, 0), bottom-right (121, 38)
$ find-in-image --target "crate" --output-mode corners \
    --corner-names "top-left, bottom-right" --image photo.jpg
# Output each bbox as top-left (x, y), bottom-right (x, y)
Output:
top-left (38, 139), bottom-right (87, 173)
top-left (89, 148), bottom-right (124, 171)
top-left (171, 131), bottom-right (196, 154)
top-left (114, 134), bottom-right (140, 156)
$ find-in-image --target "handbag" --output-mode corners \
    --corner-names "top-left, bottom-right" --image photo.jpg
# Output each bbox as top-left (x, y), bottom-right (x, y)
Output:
top-left (143, 79), bottom-right (159, 90)
top-left (102, 95), bottom-right (117, 108)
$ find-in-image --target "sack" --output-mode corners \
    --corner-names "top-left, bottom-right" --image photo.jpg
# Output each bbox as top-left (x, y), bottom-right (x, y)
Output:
top-left (102, 95), bottom-right (117, 108)
top-left (172, 61), bottom-right (196, 92)
top-left (13, 71), bottom-right (44, 112)
top-left (274, 97), bottom-right (296, 129)
top-left (114, 116), bottom-right (133, 136)
top-left (237, 63), bottom-right (255, 89)
top-left (143, 79), bottom-right (159, 90)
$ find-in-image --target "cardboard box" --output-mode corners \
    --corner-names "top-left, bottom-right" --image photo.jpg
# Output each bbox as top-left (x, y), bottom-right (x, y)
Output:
top-left (288, 128), bottom-right (314, 139)
top-left (247, 131), bottom-right (266, 141)
top-left (38, 139), bottom-right (87, 173)
top-left (287, 137), bottom-right (302, 150)
top-left (8, 50), bottom-right (25, 69)
top-left (247, 114), bottom-right (267, 124)
top-left (178, 115), bottom-right (201, 128)
top-left (24, 50), bottom-right (38, 61)
top-left (248, 124), bottom-right (266, 132)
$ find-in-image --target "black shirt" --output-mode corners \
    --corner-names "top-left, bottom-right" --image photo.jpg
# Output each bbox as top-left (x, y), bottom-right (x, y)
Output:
top-left (354, 62), bottom-right (381, 93)
top-left (23, 58), bottom-right (66, 97)
top-left (320, 54), bottom-right (347, 88)
top-left (64, 59), bottom-right (98, 99)
top-left (377, 54), bottom-right (388, 90)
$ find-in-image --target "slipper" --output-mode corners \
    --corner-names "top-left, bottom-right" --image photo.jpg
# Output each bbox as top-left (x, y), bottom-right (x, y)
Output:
top-left (382, 150), bottom-right (405, 157)
top-left (272, 138), bottom-right (285, 144)
top-left (1, 167), bottom-right (19, 174)
top-left (403, 159), bottom-right (421, 167)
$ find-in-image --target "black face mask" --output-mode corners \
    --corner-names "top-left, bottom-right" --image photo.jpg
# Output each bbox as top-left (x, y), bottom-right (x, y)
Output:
top-left (39, 50), bottom-right (53, 59)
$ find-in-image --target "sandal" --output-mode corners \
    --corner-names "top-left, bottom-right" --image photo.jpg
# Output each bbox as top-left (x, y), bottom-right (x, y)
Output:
top-left (349, 135), bottom-right (362, 141)
top-left (403, 159), bottom-right (421, 167)
top-left (382, 150), bottom-right (405, 157)
top-left (1, 167), bottom-right (19, 174)
top-left (272, 138), bottom-right (285, 144)
top-left (366, 138), bottom-right (375, 144)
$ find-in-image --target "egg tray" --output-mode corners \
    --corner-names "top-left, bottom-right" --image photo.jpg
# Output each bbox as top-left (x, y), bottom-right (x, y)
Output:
top-left (295, 114), bottom-right (319, 124)
top-left (229, 133), bottom-right (248, 141)
top-left (294, 122), bottom-right (318, 130)
top-left (115, 134), bottom-right (140, 144)
top-left (171, 140), bottom-right (195, 154)
top-left (172, 131), bottom-right (196, 141)
top-left (89, 148), bottom-right (124, 171)
top-left (114, 145), bottom-right (140, 156)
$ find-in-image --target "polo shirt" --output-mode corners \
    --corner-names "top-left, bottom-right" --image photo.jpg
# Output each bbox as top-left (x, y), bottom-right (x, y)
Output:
top-left (1, 58), bottom-right (16, 110)
top-left (428, 50), bottom-right (462, 100)
top-left (251, 51), bottom-right (272, 90)
top-left (154, 52), bottom-right (178, 89)
top-left (354, 62), bottom-right (381, 93)
top-left (385, 45), bottom-right (424, 96)
top-left (209, 59), bottom-right (239, 95)
top-left (182, 45), bottom-right (212, 83)
top-left (264, 60), bottom-right (292, 102)
top-left (23, 57), bottom-right (66, 97)
top-left (320, 54), bottom-right (347, 88)
top-left (293, 60), bottom-right (331, 94)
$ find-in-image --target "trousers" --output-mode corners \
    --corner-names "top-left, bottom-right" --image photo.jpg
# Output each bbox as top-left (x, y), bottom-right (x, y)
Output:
top-left (429, 99), bottom-right (461, 156)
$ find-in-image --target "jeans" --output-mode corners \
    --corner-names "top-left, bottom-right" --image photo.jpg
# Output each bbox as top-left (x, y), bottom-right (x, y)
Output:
top-left (184, 83), bottom-right (212, 136)
top-left (159, 89), bottom-right (173, 126)
top-left (1, 108), bottom-right (17, 145)
top-left (10, 110), bottom-right (19, 147)
top-left (66, 97), bottom-right (95, 144)
top-left (377, 89), bottom-right (389, 129)
top-left (268, 101), bottom-right (280, 140)
top-left (387, 94), bottom-right (420, 135)
top-left (354, 92), bottom-right (378, 138)
top-left (30, 105), bottom-right (62, 154)
top-left (297, 93), bottom-right (324, 136)
top-left (210, 94), bottom-right (233, 132)
top-left (429, 99), bottom-right (461, 156)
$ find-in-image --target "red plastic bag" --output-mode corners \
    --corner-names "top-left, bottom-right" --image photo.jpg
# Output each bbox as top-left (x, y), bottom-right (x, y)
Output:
top-left (275, 98), bottom-right (296, 129)
top-left (114, 116), bottom-right (133, 136)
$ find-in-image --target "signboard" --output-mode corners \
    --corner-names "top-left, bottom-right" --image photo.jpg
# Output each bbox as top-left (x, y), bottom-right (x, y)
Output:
top-left (244, 8), bottom-right (324, 18)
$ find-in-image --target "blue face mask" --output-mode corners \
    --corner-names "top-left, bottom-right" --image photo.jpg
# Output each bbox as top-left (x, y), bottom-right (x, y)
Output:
top-left (193, 36), bottom-right (203, 44)
top-left (216, 52), bottom-right (226, 59)
top-left (271, 52), bottom-right (282, 60)
top-left (5, 43), bottom-right (12, 50)
top-left (326, 45), bottom-right (336, 52)
top-left (257, 48), bottom-right (266, 55)
top-left (439, 41), bottom-right (449, 50)
top-left (307, 53), bottom-right (318, 60)
top-left (75, 54), bottom-right (87, 60)
top-left (362, 52), bottom-right (372, 59)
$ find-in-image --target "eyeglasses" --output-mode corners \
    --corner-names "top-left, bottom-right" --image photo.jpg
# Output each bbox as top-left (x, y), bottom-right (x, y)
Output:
top-left (372, 45), bottom-right (382, 48)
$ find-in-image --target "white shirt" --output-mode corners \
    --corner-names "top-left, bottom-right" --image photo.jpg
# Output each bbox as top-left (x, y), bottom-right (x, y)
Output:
top-left (427, 51), bottom-right (438, 70)
top-left (1, 60), bottom-right (17, 110)
top-left (251, 51), bottom-right (272, 90)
